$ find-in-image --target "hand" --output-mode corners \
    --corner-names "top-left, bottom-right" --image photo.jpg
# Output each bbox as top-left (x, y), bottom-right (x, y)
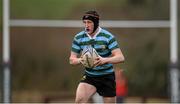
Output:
top-left (94, 56), bottom-right (108, 67)
top-left (69, 57), bottom-right (82, 65)
top-left (79, 57), bottom-right (85, 64)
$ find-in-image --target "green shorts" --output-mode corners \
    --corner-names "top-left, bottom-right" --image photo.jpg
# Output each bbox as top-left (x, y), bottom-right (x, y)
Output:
top-left (80, 73), bottom-right (116, 97)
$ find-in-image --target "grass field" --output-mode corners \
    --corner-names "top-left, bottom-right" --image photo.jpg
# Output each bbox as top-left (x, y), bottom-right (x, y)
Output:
top-left (0, 0), bottom-right (178, 103)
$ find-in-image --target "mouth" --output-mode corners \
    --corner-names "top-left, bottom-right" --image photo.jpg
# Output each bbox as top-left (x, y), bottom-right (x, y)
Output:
top-left (85, 28), bottom-right (90, 32)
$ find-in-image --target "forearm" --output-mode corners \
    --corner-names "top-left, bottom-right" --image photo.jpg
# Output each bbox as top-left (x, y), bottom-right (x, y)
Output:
top-left (106, 55), bottom-right (125, 64)
top-left (69, 57), bottom-right (81, 65)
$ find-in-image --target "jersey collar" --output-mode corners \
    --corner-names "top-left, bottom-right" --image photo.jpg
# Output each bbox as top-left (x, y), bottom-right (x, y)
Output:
top-left (86, 27), bottom-right (101, 39)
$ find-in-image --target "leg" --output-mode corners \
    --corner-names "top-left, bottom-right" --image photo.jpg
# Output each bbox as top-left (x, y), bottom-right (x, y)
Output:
top-left (75, 82), bottom-right (96, 103)
top-left (92, 93), bottom-right (104, 103)
top-left (103, 96), bottom-right (116, 103)
top-left (116, 96), bottom-right (124, 103)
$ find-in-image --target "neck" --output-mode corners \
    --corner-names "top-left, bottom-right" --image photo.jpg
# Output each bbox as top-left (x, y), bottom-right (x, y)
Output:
top-left (89, 27), bottom-right (99, 37)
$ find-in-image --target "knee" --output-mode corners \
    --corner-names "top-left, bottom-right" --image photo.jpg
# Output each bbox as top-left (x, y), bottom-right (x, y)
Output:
top-left (75, 96), bottom-right (88, 103)
top-left (104, 97), bottom-right (116, 103)
top-left (75, 96), bottom-right (84, 103)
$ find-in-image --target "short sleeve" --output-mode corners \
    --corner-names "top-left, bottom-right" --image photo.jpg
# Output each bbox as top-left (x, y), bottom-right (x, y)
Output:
top-left (71, 37), bottom-right (81, 54)
top-left (108, 36), bottom-right (119, 51)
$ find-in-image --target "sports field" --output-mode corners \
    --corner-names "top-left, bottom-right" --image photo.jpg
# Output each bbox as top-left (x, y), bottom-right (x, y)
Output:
top-left (0, 0), bottom-right (179, 103)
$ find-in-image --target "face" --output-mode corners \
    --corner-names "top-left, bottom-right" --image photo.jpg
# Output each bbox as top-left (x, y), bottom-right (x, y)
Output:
top-left (83, 20), bottom-right (94, 35)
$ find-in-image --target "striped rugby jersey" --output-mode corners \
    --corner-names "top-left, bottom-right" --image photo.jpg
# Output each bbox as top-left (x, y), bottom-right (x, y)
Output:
top-left (71, 27), bottom-right (120, 76)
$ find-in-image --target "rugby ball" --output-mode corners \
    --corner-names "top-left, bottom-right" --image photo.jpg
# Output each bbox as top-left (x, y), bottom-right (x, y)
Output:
top-left (80, 46), bottom-right (99, 68)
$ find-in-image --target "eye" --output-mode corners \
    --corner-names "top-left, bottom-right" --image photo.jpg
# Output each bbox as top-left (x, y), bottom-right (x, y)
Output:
top-left (83, 21), bottom-right (86, 24)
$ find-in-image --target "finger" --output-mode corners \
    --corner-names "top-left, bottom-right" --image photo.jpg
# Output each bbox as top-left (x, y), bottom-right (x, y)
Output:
top-left (95, 57), bottom-right (100, 60)
top-left (94, 60), bottom-right (101, 67)
top-left (94, 60), bottom-right (100, 65)
top-left (79, 58), bottom-right (85, 64)
top-left (94, 62), bottom-right (101, 67)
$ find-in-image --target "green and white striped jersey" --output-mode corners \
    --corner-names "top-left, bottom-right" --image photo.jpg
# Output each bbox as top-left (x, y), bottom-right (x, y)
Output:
top-left (71, 27), bottom-right (120, 76)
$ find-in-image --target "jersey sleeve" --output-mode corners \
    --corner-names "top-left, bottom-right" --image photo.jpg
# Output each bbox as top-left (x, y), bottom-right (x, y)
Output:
top-left (71, 37), bottom-right (81, 54)
top-left (108, 35), bottom-right (119, 51)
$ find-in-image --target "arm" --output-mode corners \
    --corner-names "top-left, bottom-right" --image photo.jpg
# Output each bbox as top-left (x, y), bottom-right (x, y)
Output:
top-left (69, 51), bottom-right (81, 65)
top-left (106, 48), bottom-right (125, 64)
top-left (94, 48), bottom-right (125, 66)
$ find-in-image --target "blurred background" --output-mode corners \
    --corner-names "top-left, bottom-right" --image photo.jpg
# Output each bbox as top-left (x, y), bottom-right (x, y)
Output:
top-left (0, 0), bottom-right (179, 103)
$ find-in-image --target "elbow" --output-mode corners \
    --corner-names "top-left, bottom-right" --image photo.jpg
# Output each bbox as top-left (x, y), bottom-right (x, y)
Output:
top-left (121, 56), bottom-right (125, 63)
top-left (119, 55), bottom-right (125, 63)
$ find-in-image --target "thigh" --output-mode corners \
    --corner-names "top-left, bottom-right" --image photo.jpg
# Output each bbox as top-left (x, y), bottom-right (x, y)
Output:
top-left (96, 73), bottom-right (116, 97)
top-left (76, 82), bottom-right (96, 103)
